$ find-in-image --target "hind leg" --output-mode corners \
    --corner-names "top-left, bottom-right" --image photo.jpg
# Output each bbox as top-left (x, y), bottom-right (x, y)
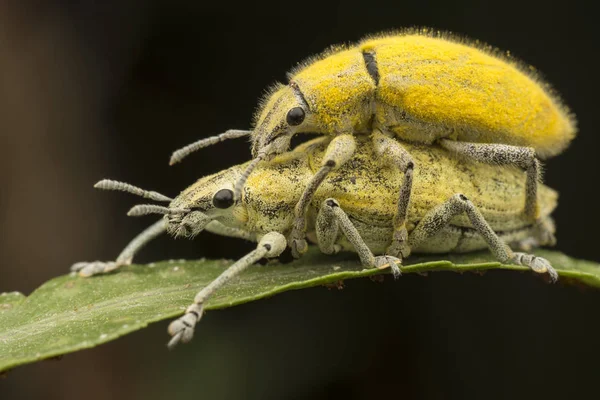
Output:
top-left (439, 140), bottom-right (542, 221)
top-left (409, 194), bottom-right (558, 282)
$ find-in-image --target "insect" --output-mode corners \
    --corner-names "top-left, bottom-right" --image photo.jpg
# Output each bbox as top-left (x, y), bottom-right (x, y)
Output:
top-left (74, 135), bottom-right (559, 348)
top-left (169, 29), bottom-right (575, 260)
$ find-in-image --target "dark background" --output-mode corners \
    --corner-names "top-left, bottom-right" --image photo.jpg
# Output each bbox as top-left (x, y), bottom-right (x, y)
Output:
top-left (1, 1), bottom-right (598, 399)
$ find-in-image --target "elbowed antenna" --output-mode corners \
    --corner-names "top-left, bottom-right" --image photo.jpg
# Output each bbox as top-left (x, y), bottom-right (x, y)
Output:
top-left (94, 179), bottom-right (172, 202)
top-left (127, 204), bottom-right (190, 217)
top-left (169, 129), bottom-right (251, 165)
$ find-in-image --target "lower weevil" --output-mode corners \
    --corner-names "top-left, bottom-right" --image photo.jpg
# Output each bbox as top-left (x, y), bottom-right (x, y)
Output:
top-left (74, 135), bottom-right (558, 348)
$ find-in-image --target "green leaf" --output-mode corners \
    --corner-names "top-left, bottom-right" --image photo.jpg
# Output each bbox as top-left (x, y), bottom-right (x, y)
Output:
top-left (1, 249), bottom-right (598, 372)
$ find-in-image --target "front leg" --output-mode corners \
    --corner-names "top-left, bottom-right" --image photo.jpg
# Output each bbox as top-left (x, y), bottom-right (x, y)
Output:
top-left (289, 134), bottom-right (357, 258)
top-left (167, 232), bottom-right (286, 348)
top-left (71, 218), bottom-right (166, 277)
top-left (71, 219), bottom-right (255, 277)
top-left (316, 198), bottom-right (402, 277)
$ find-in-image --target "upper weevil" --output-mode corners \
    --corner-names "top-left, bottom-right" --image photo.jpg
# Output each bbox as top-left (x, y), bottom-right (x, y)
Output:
top-left (170, 28), bottom-right (575, 257)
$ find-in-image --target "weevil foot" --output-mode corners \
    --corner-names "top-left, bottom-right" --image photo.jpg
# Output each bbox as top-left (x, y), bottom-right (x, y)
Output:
top-left (70, 261), bottom-right (124, 277)
top-left (331, 244), bottom-right (342, 255)
top-left (289, 229), bottom-right (308, 259)
top-left (512, 237), bottom-right (538, 252)
top-left (512, 219), bottom-right (556, 252)
top-left (511, 252), bottom-right (558, 283)
top-left (386, 227), bottom-right (411, 259)
top-left (533, 219), bottom-right (557, 247)
top-left (291, 238), bottom-right (308, 258)
top-left (167, 304), bottom-right (204, 349)
top-left (374, 255), bottom-right (402, 278)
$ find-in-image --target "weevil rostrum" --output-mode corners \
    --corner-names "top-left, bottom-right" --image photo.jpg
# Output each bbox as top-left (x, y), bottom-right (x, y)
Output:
top-left (169, 29), bottom-right (576, 260)
top-left (74, 135), bottom-right (558, 348)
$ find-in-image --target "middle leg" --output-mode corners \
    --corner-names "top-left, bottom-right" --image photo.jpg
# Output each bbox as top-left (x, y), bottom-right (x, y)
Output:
top-left (372, 129), bottom-right (414, 259)
top-left (316, 198), bottom-right (402, 277)
top-left (71, 218), bottom-right (167, 277)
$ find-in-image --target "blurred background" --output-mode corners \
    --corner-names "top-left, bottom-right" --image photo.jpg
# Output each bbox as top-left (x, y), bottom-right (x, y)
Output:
top-left (1, 0), bottom-right (598, 399)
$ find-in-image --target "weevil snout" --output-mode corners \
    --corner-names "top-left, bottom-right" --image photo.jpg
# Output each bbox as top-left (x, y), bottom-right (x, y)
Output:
top-left (251, 133), bottom-right (294, 159)
top-left (165, 211), bottom-right (188, 238)
top-left (166, 210), bottom-right (212, 239)
top-left (166, 211), bottom-right (184, 227)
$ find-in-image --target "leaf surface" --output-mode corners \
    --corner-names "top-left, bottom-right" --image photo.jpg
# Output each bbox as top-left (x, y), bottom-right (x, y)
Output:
top-left (1, 249), bottom-right (598, 372)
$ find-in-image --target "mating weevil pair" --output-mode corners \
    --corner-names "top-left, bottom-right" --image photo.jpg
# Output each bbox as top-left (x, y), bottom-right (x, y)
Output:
top-left (74, 29), bottom-right (574, 348)
top-left (171, 29), bottom-right (576, 259)
top-left (74, 136), bottom-right (559, 348)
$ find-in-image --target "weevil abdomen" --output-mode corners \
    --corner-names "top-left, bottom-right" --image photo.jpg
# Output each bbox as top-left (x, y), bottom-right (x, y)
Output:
top-left (242, 137), bottom-right (557, 238)
top-left (307, 138), bottom-right (557, 231)
top-left (359, 34), bottom-right (575, 157)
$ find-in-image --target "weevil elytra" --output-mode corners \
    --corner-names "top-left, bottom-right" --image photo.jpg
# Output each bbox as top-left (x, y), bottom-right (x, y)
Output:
top-left (169, 29), bottom-right (575, 259)
top-left (74, 135), bottom-right (558, 348)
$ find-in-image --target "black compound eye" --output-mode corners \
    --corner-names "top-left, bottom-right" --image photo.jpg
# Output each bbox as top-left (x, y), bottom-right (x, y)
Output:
top-left (286, 107), bottom-right (305, 126)
top-left (212, 189), bottom-right (234, 209)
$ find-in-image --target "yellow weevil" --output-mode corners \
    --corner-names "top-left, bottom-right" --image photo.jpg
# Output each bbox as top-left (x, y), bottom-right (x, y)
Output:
top-left (169, 29), bottom-right (575, 260)
top-left (74, 135), bottom-right (559, 348)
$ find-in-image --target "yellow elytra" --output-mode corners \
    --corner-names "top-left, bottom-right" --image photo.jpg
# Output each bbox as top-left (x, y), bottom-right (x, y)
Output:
top-left (252, 29), bottom-right (576, 158)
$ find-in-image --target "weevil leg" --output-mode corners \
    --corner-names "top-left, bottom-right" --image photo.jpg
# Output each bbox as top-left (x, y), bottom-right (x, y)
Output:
top-left (167, 232), bottom-right (286, 349)
top-left (408, 194), bottom-right (558, 282)
top-left (512, 217), bottom-right (556, 252)
top-left (289, 134), bottom-right (357, 258)
top-left (71, 218), bottom-right (166, 277)
top-left (372, 129), bottom-right (414, 259)
top-left (439, 140), bottom-right (541, 221)
top-left (169, 129), bottom-right (251, 165)
top-left (315, 199), bottom-right (342, 256)
top-left (317, 198), bottom-right (402, 278)
top-left (533, 217), bottom-right (557, 247)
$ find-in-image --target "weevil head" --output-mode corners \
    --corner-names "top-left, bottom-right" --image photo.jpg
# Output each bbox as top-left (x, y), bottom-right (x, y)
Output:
top-left (166, 166), bottom-right (248, 238)
top-left (251, 83), bottom-right (314, 158)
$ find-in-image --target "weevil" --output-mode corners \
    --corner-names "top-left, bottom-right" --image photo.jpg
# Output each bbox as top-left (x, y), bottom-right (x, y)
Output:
top-left (169, 29), bottom-right (575, 259)
top-left (74, 135), bottom-right (558, 348)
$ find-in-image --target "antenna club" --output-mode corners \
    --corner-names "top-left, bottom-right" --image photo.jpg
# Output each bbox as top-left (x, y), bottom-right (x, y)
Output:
top-left (94, 179), bottom-right (115, 189)
top-left (127, 204), bottom-right (190, 217)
